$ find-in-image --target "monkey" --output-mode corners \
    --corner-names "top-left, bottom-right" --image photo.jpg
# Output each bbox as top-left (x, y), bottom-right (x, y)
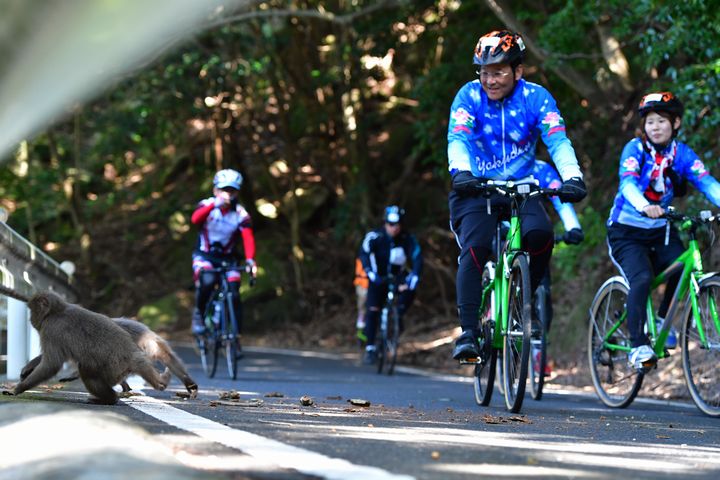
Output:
top-left (4, 291), bottom-right (171, 405)
top-left (20, 318), bottom-right (199, 399)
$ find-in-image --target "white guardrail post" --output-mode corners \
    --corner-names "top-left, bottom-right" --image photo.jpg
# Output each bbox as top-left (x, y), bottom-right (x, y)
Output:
top-left (0, 220), bottom-right (77, 380)
top-left (6, 297), bottom-right (28, 380)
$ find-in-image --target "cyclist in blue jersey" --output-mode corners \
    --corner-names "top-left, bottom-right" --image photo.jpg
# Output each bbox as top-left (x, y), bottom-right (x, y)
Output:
top-left (448, 30), bottom-right (587, 360)
top-left (607, 91), bottom-right (720, 368)
top-left (359, 206), bottom-right (423, 365)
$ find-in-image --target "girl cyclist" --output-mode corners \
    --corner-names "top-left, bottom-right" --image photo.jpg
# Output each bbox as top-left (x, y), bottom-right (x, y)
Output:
top-left (606, 92), bottom-right (720, 369)
top-left (190, 169), bottom-right (257, 336)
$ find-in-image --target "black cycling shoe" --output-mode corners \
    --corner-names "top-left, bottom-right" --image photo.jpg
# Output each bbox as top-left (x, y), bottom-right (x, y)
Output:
top-left (452, 330), bottom-right (480, 360)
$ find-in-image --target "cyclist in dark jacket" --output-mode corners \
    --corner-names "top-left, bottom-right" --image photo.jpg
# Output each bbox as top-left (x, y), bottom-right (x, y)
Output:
top-left (359, 206), bottom-right (423, 364)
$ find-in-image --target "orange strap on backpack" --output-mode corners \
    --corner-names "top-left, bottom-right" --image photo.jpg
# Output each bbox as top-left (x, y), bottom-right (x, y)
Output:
top-left (353, 258), bottom-right (369, 289)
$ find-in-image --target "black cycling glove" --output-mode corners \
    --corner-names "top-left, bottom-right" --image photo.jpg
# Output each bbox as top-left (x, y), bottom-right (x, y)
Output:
top-left (562, 228), bottom-right (585, 245)
top-left (451, 171), bottom-right (481, 194)
top-left (558, 177), bottom-right (587, 203)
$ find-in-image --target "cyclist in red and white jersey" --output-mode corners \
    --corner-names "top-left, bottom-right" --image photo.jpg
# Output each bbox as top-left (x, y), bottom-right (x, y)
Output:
top-left (190, 169), bottom-right (257, 335)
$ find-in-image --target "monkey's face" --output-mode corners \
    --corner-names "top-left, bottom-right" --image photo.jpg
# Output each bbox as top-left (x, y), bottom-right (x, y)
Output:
top-left (27, 292), bottom-right (64, 329)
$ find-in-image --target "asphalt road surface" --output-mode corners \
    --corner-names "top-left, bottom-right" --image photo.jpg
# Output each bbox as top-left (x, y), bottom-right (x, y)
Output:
top-left (2, 344), bottom-right (719, 479)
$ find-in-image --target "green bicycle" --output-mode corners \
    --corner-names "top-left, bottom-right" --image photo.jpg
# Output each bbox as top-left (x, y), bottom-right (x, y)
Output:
top-left (588, 208), bottom-right (720, 416)
top-left (461, 180), bottom-right (558, 413)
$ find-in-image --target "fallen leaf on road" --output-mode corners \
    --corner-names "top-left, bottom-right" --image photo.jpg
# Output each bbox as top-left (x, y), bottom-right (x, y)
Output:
top-left (431, 451), bottom-right (441, 460)
top-left (348, 398), bottom-right (371, 407)
top-left (509, 416), bottom-right (532, 424)
top-left (656, 435), bottom-right (670, 439)
top-left (264, 392), bottom-right (285, 398)
top-left (300, 395), bottom-right (314, 406)
top-left (219, 390), bottom-right (241, 400)
top-left (119, 391), bottom-right (142, 398)
top-left (481, 414), bottom-right (506, 424)
top-left (209, 399), bottom-right (264, 407)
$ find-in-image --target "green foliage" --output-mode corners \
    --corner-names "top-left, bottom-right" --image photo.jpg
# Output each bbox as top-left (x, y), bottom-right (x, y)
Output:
top-left (1, 1), bottom-right (718, 355)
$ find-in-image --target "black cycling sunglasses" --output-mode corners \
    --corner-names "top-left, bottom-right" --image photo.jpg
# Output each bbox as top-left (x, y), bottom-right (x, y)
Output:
top-left (221, 187), bottom-right (239, 193)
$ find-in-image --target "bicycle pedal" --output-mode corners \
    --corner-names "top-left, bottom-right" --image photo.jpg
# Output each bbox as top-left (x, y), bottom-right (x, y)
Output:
top-left (638, 359), bottom-right (657, 373)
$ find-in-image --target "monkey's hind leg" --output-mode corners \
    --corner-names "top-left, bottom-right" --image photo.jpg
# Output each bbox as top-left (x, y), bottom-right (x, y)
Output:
top-left (132, 353), bottom-right (170, 391)
top-left (78, 365), bottom-right (119, 405)
top-left (158, 341), bottom-right (199, 396)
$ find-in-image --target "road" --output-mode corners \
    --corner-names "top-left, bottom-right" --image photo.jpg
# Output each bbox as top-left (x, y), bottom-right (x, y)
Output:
top-left (2, 344), bottom-right (719, 479)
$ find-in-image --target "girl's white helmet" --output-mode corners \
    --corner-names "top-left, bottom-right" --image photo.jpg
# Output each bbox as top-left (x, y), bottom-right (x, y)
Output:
top-left (213, 169), bottom-right (243, 190)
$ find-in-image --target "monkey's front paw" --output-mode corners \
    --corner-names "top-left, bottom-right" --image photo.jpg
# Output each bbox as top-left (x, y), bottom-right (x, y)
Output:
top-left (2, 389), bottom-right (16, 396)
top-left (157, 368), bottom-right (171, 390)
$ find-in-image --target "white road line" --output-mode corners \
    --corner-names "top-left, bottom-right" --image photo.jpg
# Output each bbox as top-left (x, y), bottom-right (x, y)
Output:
top-left (123, 394), bottom-right (414, 480)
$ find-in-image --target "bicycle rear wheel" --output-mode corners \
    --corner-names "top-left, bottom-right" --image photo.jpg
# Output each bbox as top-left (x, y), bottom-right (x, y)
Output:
top-left (588, 277), bottom-right (642, 408)
top-left (502, 254), bottom-right (531, 413)
top-left (224, 298), bottom-right (240, 380)
top-left (474, 322), bottom-right (497, 406)
top-left (682, 275), bottom-right (720, 417)
top-left (474, 263), bottom-right (497, 406)
top-left (529, 285), bottom-right (548, 401)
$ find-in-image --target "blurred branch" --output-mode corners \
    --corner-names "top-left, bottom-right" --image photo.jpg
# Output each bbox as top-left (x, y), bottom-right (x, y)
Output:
top-left (205, 0), bottom-right (408, 29)
top-left (483, 0), bottom-right (604, 105)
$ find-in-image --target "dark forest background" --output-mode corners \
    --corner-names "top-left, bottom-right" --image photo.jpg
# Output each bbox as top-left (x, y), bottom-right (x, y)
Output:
top-left (1, 0), bottom-right (719, 364)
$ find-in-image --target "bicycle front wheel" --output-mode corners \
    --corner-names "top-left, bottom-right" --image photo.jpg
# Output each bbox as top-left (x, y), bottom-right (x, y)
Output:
top-left (201, 296), bottom-right (221, 378)
top-left (529, 285), bottom-right (548, 401)
top-left (682, 275), bottom-right (720, 417)
top-left (385, 306), bottom-right (400, 375)
top-left (224, 299), bottom-right (240, 380)
top-left (502, 254), bottom-right (531, 413)
top-left (588, 277), bottom-right (642, 408)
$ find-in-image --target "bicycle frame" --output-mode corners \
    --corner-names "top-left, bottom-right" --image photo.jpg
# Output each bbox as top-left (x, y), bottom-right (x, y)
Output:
top-left (480, 213), bottom-right (524, 349)
top-left (380, 276), bottom-right (399, 335)
top-left (599, 212), bottom-right (720, 358)
top-left (206, 265), bottom-right (241, 341)
top-left (477, 183), bottom-right (540, 349)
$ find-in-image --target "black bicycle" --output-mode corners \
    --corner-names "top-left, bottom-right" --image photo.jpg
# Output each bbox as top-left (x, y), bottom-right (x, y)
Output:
top-left (376, 274), bottom-right (402, 375)
top-left (196, 260), bottom-right (255, 380)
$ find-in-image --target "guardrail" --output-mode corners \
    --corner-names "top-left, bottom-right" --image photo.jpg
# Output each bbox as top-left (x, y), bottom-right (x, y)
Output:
top-left (0, 221), bottom-right (77, 302)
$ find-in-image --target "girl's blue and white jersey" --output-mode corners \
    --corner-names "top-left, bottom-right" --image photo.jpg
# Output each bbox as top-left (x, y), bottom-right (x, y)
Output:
top-left (608, 138), bottom-right (720, 229)
top-left (532, 160), bottom-right (581, 232)
top-left (447, 78), bottom-right (582, 182)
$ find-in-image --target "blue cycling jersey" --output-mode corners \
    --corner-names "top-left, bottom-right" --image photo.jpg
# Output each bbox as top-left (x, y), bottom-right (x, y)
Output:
top-left (447, 78), bottom-right (582, 182)
top-left (608, 138), bottom-right (720, 229)
top-left (532, 160), bottom-right (581, 232)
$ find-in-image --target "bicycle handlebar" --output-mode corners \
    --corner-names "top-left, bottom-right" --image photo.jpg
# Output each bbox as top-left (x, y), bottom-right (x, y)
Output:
top-left (201, 261), bottom-right (257, 286)
top-left (662, 207), bottom-right (716, 224)
top-left (471, 179), bottom-right (560, 199)
top-left (640, 207), bottom-right (718, 227)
